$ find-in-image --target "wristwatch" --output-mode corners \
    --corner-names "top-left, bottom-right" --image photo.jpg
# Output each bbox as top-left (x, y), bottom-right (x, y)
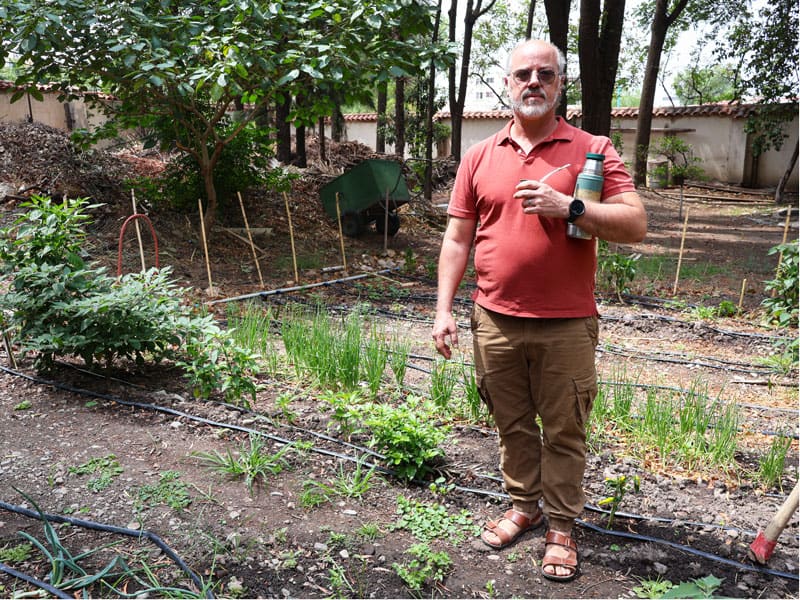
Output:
top-left (567, 198), bottom-right (585, 223)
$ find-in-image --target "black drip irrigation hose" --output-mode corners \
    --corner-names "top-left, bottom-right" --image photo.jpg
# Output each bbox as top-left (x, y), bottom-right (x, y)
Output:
top-left (0, 500), bottom-right (211, 598)
top-left (1, 365), bottom-right (797, 584)
top-left (577, 519), bottom-right (798, 582)
top-left (0, 562), bottom-right (72, 599)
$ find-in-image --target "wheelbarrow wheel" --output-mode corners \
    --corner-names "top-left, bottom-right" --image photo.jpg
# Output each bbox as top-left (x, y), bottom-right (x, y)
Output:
top-left (375, 212), bottom-right (401, 236)
top-left (341, 212), bottom-right (365, 237)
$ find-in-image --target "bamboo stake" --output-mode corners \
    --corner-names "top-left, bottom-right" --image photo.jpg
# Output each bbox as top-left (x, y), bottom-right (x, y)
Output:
top-left (131, 190), bottom-right (146, 273)
top-left (335, 193), bottom-right (348, 274)
top-left (672, 209), bottom-right (690, 295)
top-left (781, 208), bottom-right (792, 245)
top-left (283, 192), bottom-right (299, 283)
top-left (772, 209), bottom-right (794, 297)
top-left (738, 278), bottom-right (747, 312)
top-left (238, 192), bottom-right (264, 287)
top-left (198, 198), bottom-right (214, 293)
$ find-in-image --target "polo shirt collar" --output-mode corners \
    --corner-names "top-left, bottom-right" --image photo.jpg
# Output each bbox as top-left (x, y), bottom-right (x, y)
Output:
top-left (497, 116), bottom-right (574, 148)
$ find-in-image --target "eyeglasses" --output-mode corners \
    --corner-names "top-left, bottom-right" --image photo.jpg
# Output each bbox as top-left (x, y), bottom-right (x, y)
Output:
top-left (510, 68), bottom-right (559, 86)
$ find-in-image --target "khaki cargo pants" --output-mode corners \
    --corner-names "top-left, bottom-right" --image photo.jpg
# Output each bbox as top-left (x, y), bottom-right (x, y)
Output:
top-left (471, 303), bottom-right (598, 533)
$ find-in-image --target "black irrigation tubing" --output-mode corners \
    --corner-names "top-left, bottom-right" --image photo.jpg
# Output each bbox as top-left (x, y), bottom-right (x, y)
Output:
top-left (577, 519), bottom-right (799, 582)
top-left (2, 366), bottom-right (797, 584)
top-left (0, 500), bottom-right (211, 598)
top-left (0, 562), bottom-right (73, 599)
top-left (602, 307), bottom-right (793, 343)
top-left (0, 364), bottom-right (393, 477)
top-left (598, 344), bottom-right (781, 377)
top-left (206, 269), bottom-right (397, 305)
top-left (586, 501), bottom-right (800, 542)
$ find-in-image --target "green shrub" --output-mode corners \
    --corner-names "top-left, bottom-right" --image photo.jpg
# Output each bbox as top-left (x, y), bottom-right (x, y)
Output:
top-left (598, 241), bottom-right (639, 301)
top-left (364, 397), bottom-right (449, 481)
top-left (763, 241), bottom-right (798, 327)
top-left (0, 195), bottom-right (259, 405)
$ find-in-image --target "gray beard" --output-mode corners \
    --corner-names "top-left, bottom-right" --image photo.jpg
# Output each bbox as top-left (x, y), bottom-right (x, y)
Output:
top-left (511, 90), bottom-right (558, 118)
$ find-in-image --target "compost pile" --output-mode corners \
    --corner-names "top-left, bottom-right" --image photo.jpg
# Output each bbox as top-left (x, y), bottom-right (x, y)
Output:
top-left (0, 121), bottom-right (134, 203)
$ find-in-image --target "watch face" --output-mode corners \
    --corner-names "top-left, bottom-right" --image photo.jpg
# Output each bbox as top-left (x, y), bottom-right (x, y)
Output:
top-left (569, 199), bottom-right (585, 222)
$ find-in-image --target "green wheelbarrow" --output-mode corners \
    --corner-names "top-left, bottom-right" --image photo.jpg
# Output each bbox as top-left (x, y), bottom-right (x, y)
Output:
top-left (319, 158), bottom-right (410, 237)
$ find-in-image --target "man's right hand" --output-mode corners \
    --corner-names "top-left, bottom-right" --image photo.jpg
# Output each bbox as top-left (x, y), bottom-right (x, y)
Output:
top-left (432, 311), bottom-right (458, 359)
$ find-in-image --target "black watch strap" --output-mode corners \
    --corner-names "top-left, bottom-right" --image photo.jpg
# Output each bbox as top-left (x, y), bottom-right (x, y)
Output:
top-left (567, 198), bottom-right (585, 223)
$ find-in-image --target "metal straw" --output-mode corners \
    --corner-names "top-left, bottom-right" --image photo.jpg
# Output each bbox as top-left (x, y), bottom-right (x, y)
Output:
top-left (539, 163), bottom-right (571, 182)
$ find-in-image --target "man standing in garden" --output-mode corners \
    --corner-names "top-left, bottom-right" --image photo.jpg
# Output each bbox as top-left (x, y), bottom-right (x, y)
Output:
top-left (431, 39), bottom-right (646, 582)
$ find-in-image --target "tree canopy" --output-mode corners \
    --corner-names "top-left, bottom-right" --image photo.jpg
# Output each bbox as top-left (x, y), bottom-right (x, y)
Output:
top-left (0, 0), bottom-right (439, 227)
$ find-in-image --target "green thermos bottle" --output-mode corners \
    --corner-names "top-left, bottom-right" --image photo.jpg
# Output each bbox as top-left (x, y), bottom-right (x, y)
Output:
top-left (567, 152), bottom-right (605, 239)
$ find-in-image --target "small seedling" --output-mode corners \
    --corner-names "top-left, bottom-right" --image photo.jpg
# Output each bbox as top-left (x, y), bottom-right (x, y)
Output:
top-left (392, 542), bottom-right (452, 592)
top-left (598, 474), bottom-right (640, 528)
top-left (633, 576), bottom-right (674, 598)
top-left (68, 455), bottom-right (123, 492)
top-left (136, 470), bottom-right (191, 510)
top-left (0, 542), bottom-right (34, 564)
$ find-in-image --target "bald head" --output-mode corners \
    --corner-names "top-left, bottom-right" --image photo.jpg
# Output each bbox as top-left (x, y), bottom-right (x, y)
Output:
top-left (507, 40), bottom-right (566, 77)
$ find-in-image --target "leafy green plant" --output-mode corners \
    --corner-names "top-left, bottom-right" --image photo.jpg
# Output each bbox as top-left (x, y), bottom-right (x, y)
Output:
top-left (0, 542), bottom-right (34, 564)
top-left (68, 455), bottom-right (124, 492)
top-left (364, 397), bottom-right (449, 480)
top-left (390, 496), bottom-right (478, 544)
top-left (0, 195), bottom-right (259, 405)
top-left (192, 434), bottom-right (293, 494)
top-left (136, 471), bottom-right (192, 510)
top-left (662, 575), bottom-right (723, 598)
top-left (321, 389), bottom-right (367, 440)
top-left (758, 336), bottom-right (799, 375)
top-left (715, 300), bottom-right (738, 318)
top-left (392, 542), bottom-right (452, 593)
top-left (598, 241), bottom-right (639, 301)
top-left (633, 576), bottom-right (675, 598)
top-left (177, 316), bottom-right (261, 407)
top-left (598, 474), bottom-right (641, 528)
top-left (134, 119), bottom-right (284, 214)
top-left (651, 135), bottom-right (705, 184)
top-left (763, 241), bottom-right (799, 327)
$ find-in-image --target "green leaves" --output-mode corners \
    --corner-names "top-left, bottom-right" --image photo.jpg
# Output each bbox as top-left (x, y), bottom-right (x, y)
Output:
top-left (763, 241), bottom-right (799, 327)
top-left (0, 195), bottom-right (259, 404)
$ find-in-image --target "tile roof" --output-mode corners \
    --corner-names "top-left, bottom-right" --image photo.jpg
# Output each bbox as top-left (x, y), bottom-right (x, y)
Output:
top-left (341, 102), bottom-right (767, 121)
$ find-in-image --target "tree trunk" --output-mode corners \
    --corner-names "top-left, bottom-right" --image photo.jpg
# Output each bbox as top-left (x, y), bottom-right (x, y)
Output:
top-left (332, 107), bottom-right (345, 142)
top-left (775, 140), bottom-right (798, 204)
top-left (544, 0), bottom-right (570, 119)
top-left (578, 0), bottom-right (625, 136)
top-left (276, 96), bottom-right (291, 164)
top-left (295, 124), bottom-right (306, 167)
top-left (448, 0), bottom-right (496, 163)
top-left (395, 76), bottom-right (406, 157)
top-left (424, 0), bottom-right (444, 201)
top-left (318, 117), bottom-right (327, 163)
top-left (633, 0), bottom-right (690, 186)
top-left (376, 82), bottom-right (388, 153)
top-left (525, 0), bottom-right (536, 38)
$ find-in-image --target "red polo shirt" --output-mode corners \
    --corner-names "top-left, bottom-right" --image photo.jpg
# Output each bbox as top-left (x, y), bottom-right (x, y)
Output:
top-left (448, 117), bottom-right (635, 318)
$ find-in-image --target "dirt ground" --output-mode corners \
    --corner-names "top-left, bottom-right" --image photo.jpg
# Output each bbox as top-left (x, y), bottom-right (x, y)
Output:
top-left (0, 122), bottom-right (798, 599)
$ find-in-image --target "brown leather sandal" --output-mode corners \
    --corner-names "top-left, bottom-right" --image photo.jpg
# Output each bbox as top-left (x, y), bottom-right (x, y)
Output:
top-left (541, 530), bottom-right (579, 582)
top-left (480, 508), bottom-right (544, 549)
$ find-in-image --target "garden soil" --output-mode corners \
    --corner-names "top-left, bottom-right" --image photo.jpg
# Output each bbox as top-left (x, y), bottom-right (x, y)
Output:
top-left (0, 121), bottom-right (797, 599)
